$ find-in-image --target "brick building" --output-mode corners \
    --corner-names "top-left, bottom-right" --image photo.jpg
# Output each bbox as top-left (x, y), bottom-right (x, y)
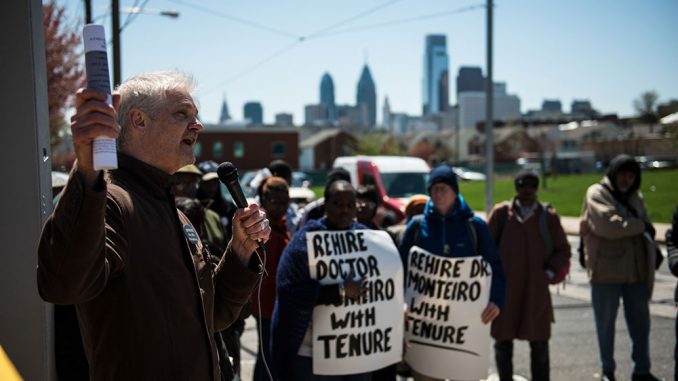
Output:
top-left (197, 126), bottom-right (299, 170)
top-left (299, 129), bottom-right (357, 170)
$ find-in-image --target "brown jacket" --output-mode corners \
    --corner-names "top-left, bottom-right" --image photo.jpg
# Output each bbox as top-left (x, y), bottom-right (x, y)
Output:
top-left (580, 177), bottom-right (656, 295)
top-left (488, 200), bottom-right (571, 341)
top-left (37, 154), bottom-right (259, 381)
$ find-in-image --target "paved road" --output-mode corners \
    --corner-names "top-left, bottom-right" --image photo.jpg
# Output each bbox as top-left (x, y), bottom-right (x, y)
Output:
top-left (236, 235), bottom-right (677, 381)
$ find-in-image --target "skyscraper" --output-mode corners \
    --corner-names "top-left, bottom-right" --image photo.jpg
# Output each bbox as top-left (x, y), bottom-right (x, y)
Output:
top-left (356, 64), bottom-right (376, 128)
top-left (423, 34), bottom-right (449, 115)
top-left (243, 102), bottom-right (263, 125)
top-left (320, 73), bottom-right (336, 122)
top-left (456, 66), bottom-right (485, 96)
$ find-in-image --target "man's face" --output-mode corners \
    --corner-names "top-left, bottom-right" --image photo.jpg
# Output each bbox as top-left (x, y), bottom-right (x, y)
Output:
top-left (261, 189), bottom-right (290, 221)
top-left (200, 178), bottom-right (219, 198)
top-left (144, 89), bottom-right (203, 173)
top-left (173, 173), bottom-right (200, 198)
top-left (615, 171), bottom-right (636, 193)
top-left (515, 177), bottom-right (538, 205)
top-left (326, 189), bottom-right (357, 229)
top-left (356, 197), bottom-right (377, 225)
top-left (430, 182), bottom-right (456, 215)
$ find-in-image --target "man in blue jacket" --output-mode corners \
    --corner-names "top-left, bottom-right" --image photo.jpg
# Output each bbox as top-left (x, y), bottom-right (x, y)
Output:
top-left (399, 164), bottom-right (506, 381)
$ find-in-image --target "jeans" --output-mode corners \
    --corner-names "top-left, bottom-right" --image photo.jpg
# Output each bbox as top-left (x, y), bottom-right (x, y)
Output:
top-left (494, 340), bottom-right (550, 381)
top-left (291, 355), bottom-right (372, 381)
top-left (253, 318), bottom-right (272, 381)
top-left (591, 282), bottom-right (651, 374)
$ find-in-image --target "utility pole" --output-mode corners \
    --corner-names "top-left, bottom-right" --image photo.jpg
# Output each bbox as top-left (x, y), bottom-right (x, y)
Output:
top-left (112, 0), bottom-right (121, 87)
top-left (484, 0), bottom-right (494, 213)
top-left (84, 0), bottom-right (92, 23)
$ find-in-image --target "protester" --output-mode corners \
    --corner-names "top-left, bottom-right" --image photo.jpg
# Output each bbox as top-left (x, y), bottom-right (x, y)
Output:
top-left (579, 154), bottom-right (660, 381)
top-left (37, 71), bottom-right (270, 381)
top-left (399, 165), bottom-right (506, 381)
top-left (295, 167), bottom-right (351, 230)
top-left (387, 194), bottom-right (428, 245)
top-left (267, 159), bottom-right (301, 235)
top-left (487, 170), bottom-right (571, 381)
top-left (174, 164), bottom-right (227, 254)
top-left (197, 162), bottom-right (237, 243)
top-left (271, 180), bottom-right (370, 381)
top-left (251, 176), bottom-right (291, 381)
top-left (356, 185), bottom-right (380, 229)
top-left (666, 205), bottom-right (678, 381)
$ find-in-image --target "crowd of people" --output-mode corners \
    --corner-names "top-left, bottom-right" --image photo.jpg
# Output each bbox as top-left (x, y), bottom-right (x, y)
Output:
top-left (41, 70), bottom-right (673, 381)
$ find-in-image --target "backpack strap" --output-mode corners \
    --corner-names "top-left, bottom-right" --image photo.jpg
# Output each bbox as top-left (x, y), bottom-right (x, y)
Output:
top-left (539, 202), bottom-right (554, 262)
top-left (410, 214), bottom-right (425, 247)
top-left (465, 217), bottom-right (478, 254)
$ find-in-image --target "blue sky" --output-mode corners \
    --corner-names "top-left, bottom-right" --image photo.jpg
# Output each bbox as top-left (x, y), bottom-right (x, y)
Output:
top-left (59, 0), bottom-right (678, 125)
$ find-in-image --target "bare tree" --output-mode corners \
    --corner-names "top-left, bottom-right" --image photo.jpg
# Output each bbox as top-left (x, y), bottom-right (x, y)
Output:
top-left (43, 0), bottom-right (85, 149)
top-left (633, 90), bottom-right (659, 124)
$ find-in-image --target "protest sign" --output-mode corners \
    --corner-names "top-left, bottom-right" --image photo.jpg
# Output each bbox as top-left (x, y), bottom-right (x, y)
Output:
top-left (307, 229), bottom-right (404, 375)
top-left (404, 246), bottom-right (492, 380)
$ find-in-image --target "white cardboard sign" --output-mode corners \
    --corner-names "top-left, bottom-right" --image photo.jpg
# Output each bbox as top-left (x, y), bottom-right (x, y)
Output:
top-left (404, 246), bottom-right (493, 380)
top-left (306, 229), bottom-right (404, 375)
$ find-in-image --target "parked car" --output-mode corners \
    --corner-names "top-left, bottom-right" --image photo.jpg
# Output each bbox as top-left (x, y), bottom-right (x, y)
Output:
top-left (333, 156), bottom-right (430, 226)
top-left (237, 168), bottom-right (315, 207)
top-left (452, 166), bottom-right (486, 181)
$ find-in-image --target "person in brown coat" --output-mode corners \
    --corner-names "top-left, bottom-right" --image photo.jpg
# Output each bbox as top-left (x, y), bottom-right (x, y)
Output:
top-left (487, 170), bottom-right (571, 381)
top-left (37, 71), bottom-right (271, 381)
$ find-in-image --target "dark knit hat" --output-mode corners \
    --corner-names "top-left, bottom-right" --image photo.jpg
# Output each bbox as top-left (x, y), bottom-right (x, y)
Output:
top-left (514, 170), bottom-right (539, 188)
top-left (327, 167), bottom-right (351, 184)
top-left (427, 165), bottom-right (459, 195)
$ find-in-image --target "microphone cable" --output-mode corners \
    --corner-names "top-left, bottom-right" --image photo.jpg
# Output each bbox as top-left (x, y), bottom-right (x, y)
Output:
top-left (253, 241), bottom-right (274, 381)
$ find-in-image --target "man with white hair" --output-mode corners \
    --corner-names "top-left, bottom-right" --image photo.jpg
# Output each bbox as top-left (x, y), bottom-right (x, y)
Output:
top-left (37, 71), bottom-right (270, 381)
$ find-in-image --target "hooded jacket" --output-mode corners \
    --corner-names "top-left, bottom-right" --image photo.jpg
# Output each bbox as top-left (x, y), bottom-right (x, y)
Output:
top-left (399, 196), bottom-right (506, 309)
top-left (580, 155), bottom-right (657, 294)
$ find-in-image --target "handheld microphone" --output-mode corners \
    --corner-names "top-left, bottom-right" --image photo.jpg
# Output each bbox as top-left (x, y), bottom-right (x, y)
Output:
top-left (218, 163), bottom-right (274, 381)
top-left (217, 162), bottom-right (266, 253)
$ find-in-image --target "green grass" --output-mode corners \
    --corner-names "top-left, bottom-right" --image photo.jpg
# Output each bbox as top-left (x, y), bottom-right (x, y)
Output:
top-left (460, 169), bottom-right (678, 223)
top-left (310, 170), bottom-right (678, 223)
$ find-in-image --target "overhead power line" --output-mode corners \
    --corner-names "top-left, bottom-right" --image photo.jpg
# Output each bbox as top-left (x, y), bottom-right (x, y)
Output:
top-left (165, 0), bottom-right (301, 39)
top-left (318, 4), bottom-right (485, 37)
top-left (304, 0), bottom-right (405, 40)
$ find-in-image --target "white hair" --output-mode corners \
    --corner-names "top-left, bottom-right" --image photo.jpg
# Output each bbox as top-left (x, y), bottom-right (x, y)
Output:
top-left (116, 71), bottom-right (196, 148)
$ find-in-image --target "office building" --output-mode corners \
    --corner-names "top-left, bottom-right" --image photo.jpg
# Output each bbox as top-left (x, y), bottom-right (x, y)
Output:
top-left (423, 34), bottom-right (449, 115)
top-left (243, 102), bottom-right (263, 125)
top-left (356, 64), bottom-right (377, 128)
top-left (456, 66), bottom-right (485, 97)
top-left (320, 73), bottom-right (336, 122)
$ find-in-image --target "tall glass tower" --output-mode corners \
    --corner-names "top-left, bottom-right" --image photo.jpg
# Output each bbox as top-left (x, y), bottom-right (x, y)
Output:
top-left (423, 34), bottom-right (449, 115)
top-left (356, 64), bottom-right (377, 128)
top-left (320, 73), bottom-right (336, 122)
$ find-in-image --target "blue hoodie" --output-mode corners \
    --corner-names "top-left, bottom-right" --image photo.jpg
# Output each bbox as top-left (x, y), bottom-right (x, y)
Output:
top-left (399, 195), bottom-right (506, 309)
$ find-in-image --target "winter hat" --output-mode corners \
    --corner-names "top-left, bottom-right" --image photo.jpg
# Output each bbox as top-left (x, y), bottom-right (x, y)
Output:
top-left (514, 170), bottom-right (539, 188)
top-left (427, 165), bottom-right (459, 195)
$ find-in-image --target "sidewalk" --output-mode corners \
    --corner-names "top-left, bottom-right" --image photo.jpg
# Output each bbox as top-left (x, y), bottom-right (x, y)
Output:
top-left (475, 212), bottom-right (671, 244)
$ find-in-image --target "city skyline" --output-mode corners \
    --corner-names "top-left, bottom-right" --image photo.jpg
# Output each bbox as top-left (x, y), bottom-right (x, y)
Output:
top-left (57, 0), bottom-right (678, 125)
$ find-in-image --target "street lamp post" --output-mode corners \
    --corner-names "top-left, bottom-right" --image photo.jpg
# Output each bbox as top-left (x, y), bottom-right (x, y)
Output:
top-left (110, 2), bottom-right (180, 87)
top-left (112, 0), bottom-right (120, 86)
top-left (484, 0), bottom-right (494, 214)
